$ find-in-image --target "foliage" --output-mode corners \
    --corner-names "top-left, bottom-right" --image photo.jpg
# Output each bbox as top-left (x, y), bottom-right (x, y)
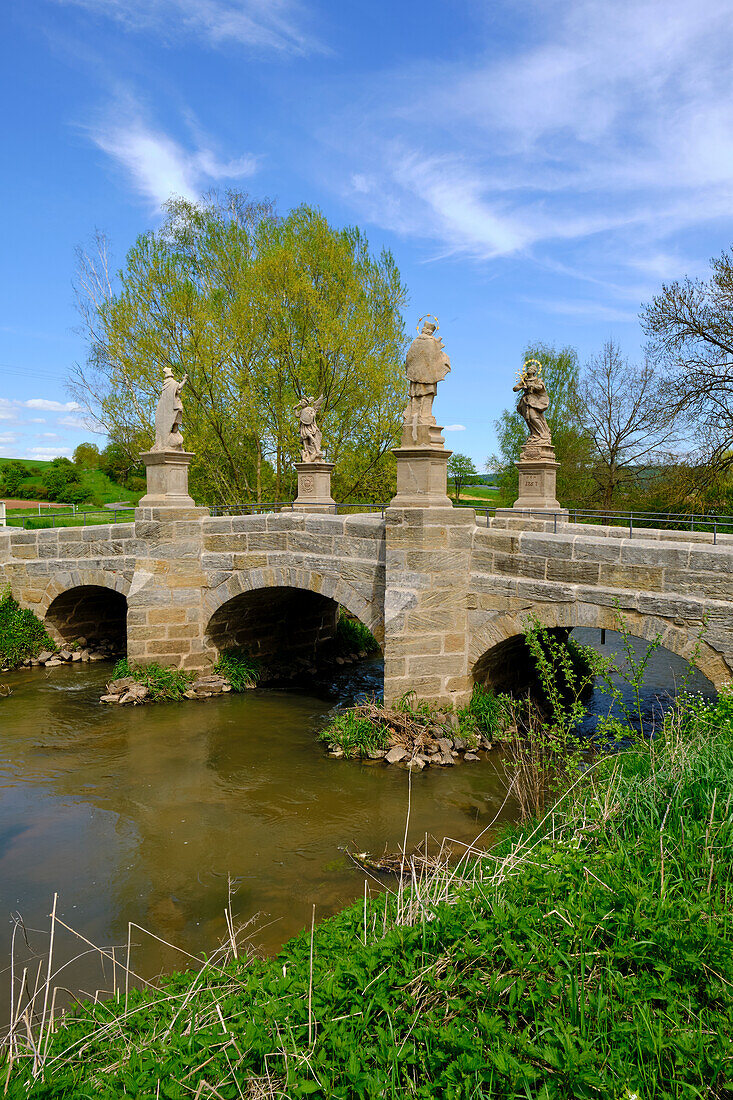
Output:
top-left (213, 647), bottom-right (260, 691)
top-left (488, 342), bottom-right (595, 506)
top-left (580, 339), bottom-right (680, 508)
top-left (72, 442), bottom-right (102, 469)
top-left (318, 708), bottom-right (390, 758)
top-left (41, 457), bottom-right (83, 502)
top-left (7, 690), bottom-right (733, 1098)
top-left (446, 452), bottom-right (477, 499)
top-left (110, 658), bottom-right (193, 700)
top-left (70, 193), bottom-right (409, 504)
top-left (0, 459), bottom-right (29, 496)
top-left (643, 246), bottom-right (733, 485)
top-left (0, 588), bottom-right (54, 669)
top-left (458, 683), bottom-right (512, 742)
top-left (334, 613), bottom-right (379, 655)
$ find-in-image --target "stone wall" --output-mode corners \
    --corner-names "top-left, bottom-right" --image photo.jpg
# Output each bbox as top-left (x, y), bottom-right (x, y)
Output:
top-left (469, 524), bottom-right (733, 688)
top-left (2, 509), bottom-right (733, 701)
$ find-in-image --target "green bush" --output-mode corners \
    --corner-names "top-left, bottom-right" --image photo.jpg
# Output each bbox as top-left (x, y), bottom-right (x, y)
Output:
top-left (111, 658), bottom-right (193, 700)
top-left (459, 683), bottom-right (512, 740)
top-left (213, 648), bottom-right (260, 691)
top-left (0, 588), bottom-right (54, 669)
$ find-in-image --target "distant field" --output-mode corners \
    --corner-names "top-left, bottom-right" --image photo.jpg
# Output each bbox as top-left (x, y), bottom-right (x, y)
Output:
top-left (457, 485), bottom-right (499, 500)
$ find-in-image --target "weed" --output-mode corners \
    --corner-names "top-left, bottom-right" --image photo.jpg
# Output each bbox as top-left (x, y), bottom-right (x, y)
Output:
top-left (318, 708), bottom-right (390, 757)
top-left (214, 648), bottom-right (261, 691)
top-left (334, 613), bottom-right (379, 655)
top-left (111, 658), bottom-right (193, 701)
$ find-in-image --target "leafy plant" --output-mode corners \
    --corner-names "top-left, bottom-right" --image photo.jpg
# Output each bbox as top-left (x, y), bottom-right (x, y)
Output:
top-left (0, 588), bottom-right (54, 669)
top-left (213, 647), bottom-right (260, 691)
top-left (111, 658), bottom-right (193, 700)
top-left (318, 709), bottom-right (390, 757)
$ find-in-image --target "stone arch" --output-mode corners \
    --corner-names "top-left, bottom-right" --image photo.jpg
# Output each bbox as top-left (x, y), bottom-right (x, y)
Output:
top-left (36, 570), bottom-right (131, 650)
top-left (37, 568), bottom-right (131, 620)
top-left (469, 600), bottom-right (727, 690)
top-left (203, 565), bottom-right (384, 648)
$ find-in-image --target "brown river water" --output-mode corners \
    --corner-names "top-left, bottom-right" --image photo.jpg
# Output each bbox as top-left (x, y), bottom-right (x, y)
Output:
top-left (0, 631), bottom-right (715, 1027)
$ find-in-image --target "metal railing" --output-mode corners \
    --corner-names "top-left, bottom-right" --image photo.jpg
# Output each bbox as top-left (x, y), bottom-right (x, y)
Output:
top-left (210, 502), bottom-right (389, 518)
top-left (461, 503), bottom-right (733, 543)
top-left (5, 508), bottom-right (136, 530)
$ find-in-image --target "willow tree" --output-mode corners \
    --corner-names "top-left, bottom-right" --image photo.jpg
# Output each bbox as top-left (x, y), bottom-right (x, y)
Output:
top-left (70, 192), bottom-right (408, 502)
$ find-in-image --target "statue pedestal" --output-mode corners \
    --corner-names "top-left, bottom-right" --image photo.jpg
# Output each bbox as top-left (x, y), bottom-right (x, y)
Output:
top-left (293, 462), bottom-right (336, 512)
top-left (390, 438), bottom-right (453, 508)
top-left (497, 442), bottom-right (567, 518)
top-left (138, 450), bottom-right (198, 509)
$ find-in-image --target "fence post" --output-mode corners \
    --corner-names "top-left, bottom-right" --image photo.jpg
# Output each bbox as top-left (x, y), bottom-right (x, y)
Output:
top-left (629, 514), bottom-right (633, 539)
top-left (553, 513), bottom-right (557, 534)
top-left (714, 520), bottom-right (718, 546)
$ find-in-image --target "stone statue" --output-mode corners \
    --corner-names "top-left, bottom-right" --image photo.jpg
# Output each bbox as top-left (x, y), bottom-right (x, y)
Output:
top-left (153, 367), bottom-right (188, 451)
top-left (513, 359), bottom-right (552, 450)
top-left (404, 316), bottom-right (451, 443)
top-left (295, 394), bottom-right (325, 463)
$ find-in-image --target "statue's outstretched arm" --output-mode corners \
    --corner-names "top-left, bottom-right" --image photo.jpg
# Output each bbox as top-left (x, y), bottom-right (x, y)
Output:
top-left (314, 395), bottom-right (325, 411)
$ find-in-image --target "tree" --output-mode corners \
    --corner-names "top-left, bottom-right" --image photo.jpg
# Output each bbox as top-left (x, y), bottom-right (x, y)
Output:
top-left (489, 343), bottom-right (595, 506)
top-left (73, 442), bottom-right (101, 469)
top-left (42, 458), bottom-right (82, 502)
top-left (69, 192), bottom-right (408, 504)
top-left (447, 453), bottom-right (477, 500)
top-left (0, 460), bottom-right (28, 497)
top-left (579, 340), bottom-right (680, 509)
top-left (642, 248), bottom-right (733, 491)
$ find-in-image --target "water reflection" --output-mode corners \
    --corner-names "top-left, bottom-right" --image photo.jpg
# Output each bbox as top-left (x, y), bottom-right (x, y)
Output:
top-left (0, 660), bottom-right (511, 1025)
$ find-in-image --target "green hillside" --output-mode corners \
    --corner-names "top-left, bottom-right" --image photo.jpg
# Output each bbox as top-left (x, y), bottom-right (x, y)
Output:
top-left (0, 456), bottom-right (142, 509)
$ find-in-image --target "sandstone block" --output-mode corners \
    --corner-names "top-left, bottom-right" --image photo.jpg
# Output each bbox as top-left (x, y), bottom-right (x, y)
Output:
top-left (546, 559), bottom-right (601, 585)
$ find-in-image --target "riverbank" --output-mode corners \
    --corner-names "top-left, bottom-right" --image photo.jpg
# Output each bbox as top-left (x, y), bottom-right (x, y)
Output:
top-left (5, 686), bottom-right (732, 1098)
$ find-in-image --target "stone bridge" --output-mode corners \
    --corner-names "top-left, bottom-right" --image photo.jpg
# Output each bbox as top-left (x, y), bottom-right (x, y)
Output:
top-left (2, 502), bottom-right (732, 705)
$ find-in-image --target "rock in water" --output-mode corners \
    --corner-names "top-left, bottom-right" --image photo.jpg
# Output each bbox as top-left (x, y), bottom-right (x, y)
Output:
top-left (385, 745), bottom-right (408, 764)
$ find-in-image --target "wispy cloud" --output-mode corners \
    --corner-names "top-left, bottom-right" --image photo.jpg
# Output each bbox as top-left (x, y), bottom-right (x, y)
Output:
top-left (334, 0), bottom-right (733, 279)
top-left (0, 401), bottom-right (16, 421)
top-left (88, 102), bottom-right (258, 207)
top-left (444, 424), bottom-right (466, 432)
top-left (54, 0), bottom-right (321, 55)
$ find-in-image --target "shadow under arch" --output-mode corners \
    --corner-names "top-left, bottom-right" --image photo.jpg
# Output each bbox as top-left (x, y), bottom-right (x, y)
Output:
top-left (44, 584), bottom-right (128, 650)
top-left (204, 569), bottom-right (383, 672)
top-left (469, 602), bottom-right (727, 693)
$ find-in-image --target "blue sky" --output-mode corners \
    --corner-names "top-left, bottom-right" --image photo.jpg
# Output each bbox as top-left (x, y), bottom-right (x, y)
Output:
top-left (2, 0), bottom-right (733, 467)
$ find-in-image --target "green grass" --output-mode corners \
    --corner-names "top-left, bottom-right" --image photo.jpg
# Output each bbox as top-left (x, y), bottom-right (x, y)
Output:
top-left (213, 647), bottom-right (260, 691)
top-left (334, 613), bottom-right (380, 655)
top-left (318, 708), bottom-right (391, 757)
top-left (0, 587), bottom-right (55, 670)
top-left (6, 510), bottom-right (136, 530)
top-left (110, 658), bottom-right (193, 701)
top-left (6, 689), bottom-right (733, 1097)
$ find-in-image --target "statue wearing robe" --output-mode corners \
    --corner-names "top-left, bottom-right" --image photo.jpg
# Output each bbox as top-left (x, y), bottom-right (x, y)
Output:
top-left (153, 368), bottom-right (188, 451)
top-left (404, 318), bottom-right (451, 442)
top-left (513, 362), bottom-right (551, 446)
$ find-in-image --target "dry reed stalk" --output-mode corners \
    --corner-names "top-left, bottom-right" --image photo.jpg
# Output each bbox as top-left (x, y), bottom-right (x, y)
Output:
top-left (307, 904), bottom-right (315, 1046)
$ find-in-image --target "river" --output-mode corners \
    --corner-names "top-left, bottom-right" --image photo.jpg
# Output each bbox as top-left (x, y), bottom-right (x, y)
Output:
top-left (0, 629), bottom-right (716, 1027)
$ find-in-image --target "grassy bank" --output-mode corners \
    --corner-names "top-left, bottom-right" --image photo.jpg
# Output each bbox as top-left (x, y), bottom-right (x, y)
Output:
top-left (4, 687), bottom-right (732, 1098)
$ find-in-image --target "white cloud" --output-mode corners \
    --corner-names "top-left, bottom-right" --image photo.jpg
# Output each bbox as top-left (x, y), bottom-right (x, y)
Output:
top-left (89, 108), bottom-right (258, 207)
top-left (54, 0), bottom-right (320, 55)
top-left (335, 0), bottom-right (733, 273)
top-left (41, 433), bottom-right (60, 440)
top-left (0, 401), bottom-right (16, 421)
top-left (27, 418), bottom-right (46, 424)
top-left (25, 399), bottom-right (82, 412)
top-left (444, 424), bottom-right (466, 432)
top-left (0, 434), bottom-right (17, 445)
